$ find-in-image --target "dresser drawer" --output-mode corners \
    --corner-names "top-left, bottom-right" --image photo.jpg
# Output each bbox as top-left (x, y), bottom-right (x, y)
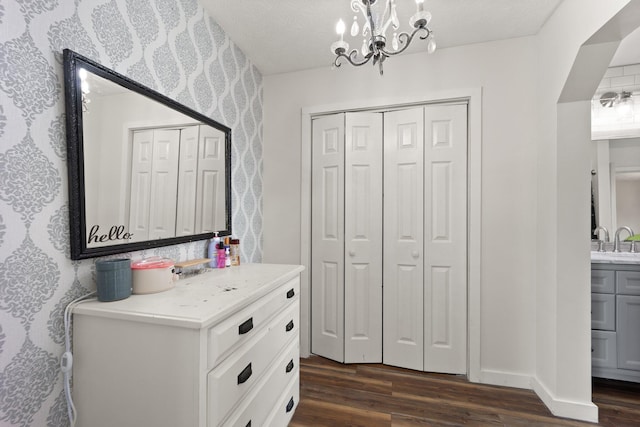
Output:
top-left (207, 300), bottom-right (299, 426)
top-left (591, 270), bottom-right (615, 293)
top-left (616, 270), bottom-right (640, 295)
top-left (263, 374), bottom-right (300, 427)
top-left (221, 340), bottom-right (299, 427)
top-left (207, 276), bottom-right (300, 369)
top-left (592, 330), bottom-right (617, 369)
top-left (591, 293), bottom-right (615, 331)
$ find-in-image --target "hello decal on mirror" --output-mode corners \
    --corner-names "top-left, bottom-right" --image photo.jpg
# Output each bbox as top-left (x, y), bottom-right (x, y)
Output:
top-left (87, 225), bottom-right (134, 245)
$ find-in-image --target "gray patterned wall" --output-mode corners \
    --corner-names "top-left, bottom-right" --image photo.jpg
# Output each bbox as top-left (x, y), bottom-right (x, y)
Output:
top-left (0, 0), bottom-right (263, 425)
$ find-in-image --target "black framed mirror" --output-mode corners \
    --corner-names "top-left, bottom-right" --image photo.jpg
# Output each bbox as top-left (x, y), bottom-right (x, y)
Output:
top-left (63, 49), bottom-right (231, 260)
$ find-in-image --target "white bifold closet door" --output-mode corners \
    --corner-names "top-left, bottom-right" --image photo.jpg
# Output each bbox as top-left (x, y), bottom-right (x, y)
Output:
top-left (311, 103), bottom-right (467, 375)
top-left (311, 112), bottom-right (383, 363)
top-left (383, 104), bottom-right (467, 374)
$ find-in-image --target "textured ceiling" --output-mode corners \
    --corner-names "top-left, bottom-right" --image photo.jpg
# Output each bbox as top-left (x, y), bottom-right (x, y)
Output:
top-left (202, 0), bottom-right (565, 75)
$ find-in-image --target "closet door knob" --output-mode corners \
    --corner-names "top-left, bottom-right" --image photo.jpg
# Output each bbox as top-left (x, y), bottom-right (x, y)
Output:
top-left (349, 250), bottom-right (355, 257)
top-left (412, 251), bottom-right (419, 259)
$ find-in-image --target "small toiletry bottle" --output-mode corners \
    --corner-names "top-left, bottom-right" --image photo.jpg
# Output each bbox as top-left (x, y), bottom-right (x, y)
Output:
top-left (230, 239), bottom-right (240, 266)
top-left (208, 232), bottom-right (220, 268)
top-left (225, 245), bottom-right (231, 267)
top-left (217, 242), bottom-right (226, 268)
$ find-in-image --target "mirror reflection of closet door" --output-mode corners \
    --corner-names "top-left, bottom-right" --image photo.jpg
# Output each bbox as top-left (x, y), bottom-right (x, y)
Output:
top-left (176, 126), bottom-right (199, 236)
top-left (128, 129), bottom-right (180, 242)
top-left (195, 125), bottom-right (226, 233)
top-left (147, 130), bottom-right (180, 240)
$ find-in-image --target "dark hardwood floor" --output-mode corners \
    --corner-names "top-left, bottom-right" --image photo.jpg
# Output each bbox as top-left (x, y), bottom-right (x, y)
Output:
top-left (290, 355), bottom-right (640, 426)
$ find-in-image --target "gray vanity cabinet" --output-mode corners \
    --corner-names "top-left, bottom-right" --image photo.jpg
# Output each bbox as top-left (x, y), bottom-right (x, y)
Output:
top-left (592, 264), bottom-right (640, 382)
top-left (617, 295), bottom-right (640, 371)
top-left (616, 270), bottom-right (640, 372)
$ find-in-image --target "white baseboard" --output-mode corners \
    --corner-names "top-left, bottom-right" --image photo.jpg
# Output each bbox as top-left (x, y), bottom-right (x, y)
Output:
top-left (477, 369), bottom-right (532, 389)
top-left (478, 370), bottom-right (598, 423)
top-left (531, 376), bottom-right (599, 423)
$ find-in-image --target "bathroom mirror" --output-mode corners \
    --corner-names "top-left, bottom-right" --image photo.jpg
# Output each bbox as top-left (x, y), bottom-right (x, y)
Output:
top-left (63, 49), bottom-right (231, 260)
top-left (591, 138), bottom-right (640, 237)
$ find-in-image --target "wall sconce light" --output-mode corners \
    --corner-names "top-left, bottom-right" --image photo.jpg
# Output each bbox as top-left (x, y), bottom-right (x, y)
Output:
top-left (599, 90), bottom-right (635, 119)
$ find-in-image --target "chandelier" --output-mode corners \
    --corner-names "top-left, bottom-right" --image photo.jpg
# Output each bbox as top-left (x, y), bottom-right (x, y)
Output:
top-left (331, 0), bottom-right (436, 75)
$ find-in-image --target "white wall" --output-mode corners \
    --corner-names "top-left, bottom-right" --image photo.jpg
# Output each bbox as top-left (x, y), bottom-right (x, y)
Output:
top-left (535, 0), bottom-right (636, 421)
top-left (264, 36), bottom-right (539, 381)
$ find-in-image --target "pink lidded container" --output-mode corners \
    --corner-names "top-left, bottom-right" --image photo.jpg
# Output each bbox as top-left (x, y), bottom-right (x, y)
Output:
top-left (130, 256), bottom-right (177, 294)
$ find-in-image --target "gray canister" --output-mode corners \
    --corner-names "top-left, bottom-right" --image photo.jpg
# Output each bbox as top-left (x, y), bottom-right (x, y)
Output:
top-left (96, 259), bottom-right (132, 302)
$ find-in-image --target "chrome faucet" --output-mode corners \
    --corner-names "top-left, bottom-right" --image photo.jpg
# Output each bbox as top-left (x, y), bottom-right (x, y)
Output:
top-left (594, 226), bottom-right (610, 252)
top-left (614, 226), bottom-right (635, 252)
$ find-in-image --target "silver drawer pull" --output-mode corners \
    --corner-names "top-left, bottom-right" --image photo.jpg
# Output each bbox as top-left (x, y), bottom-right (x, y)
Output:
top-left (237, 363), bottom-right (252, 384)
top-left (286, 320), bottom-right (294, 332)
top-left (286, 359), bottom-right (294, 373)
top-left (238, 317), bottom-right (253, 335)
top-left (286, 397), bottom-right (295, 413)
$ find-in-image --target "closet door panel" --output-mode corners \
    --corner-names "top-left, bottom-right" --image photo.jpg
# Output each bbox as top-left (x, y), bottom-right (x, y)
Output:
top-left (311, 114), bottom-right (345, 362)
top-left (176, 126), bottom-right (199, 236)
top-left (344, 113), bottom-right (382, 363)
top-left (129, 130), bottom-right (154, 242)
top-left (147, 129), bottom-right (180, 240)
top-left (383, 107), bottom-right (424, 371)
top-left (423, 104), bottom-right (467, 374)
top-left (195, 125), bottom-right (226, 233)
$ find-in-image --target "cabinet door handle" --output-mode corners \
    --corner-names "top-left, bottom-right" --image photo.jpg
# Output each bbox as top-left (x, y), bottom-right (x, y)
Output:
top-left (286, 397), bottom-right (295, 413)
top-left (286, 320), bottom-right (294, 332)
top-left (286, 359), bottom-right (294, 373)
top-left (237, 363), bottom-right (252, 384)
top-left (287, 288), bottom-right (295, 299)
top-left (238, 317), bottom-right (253, 335)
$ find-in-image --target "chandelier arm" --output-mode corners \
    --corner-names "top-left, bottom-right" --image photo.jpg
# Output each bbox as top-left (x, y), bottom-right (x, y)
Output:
top-left (334, 49), bottom-right (374, 68)
top-left (380, 27), bottom-right (431, 56)
top-left (364, 0), bottom-right (381, 57)
top-left (351, 0), bottom-right (366, 15)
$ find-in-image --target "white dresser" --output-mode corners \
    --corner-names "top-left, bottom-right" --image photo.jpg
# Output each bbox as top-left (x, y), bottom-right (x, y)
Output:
top-left (72, 263), bottom-right (304, 427)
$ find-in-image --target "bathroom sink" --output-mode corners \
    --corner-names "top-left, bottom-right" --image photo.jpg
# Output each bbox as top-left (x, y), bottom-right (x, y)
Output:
top-left (591, 251), bottom-right (640, 264)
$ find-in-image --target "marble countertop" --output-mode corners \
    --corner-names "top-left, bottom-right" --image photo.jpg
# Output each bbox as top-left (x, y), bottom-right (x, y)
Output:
top-left (591, 251), bottom-right (640, 264)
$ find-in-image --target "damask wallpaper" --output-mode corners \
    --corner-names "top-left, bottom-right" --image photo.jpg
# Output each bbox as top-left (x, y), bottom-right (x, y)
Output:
top-left (0, 0), bottom-right (263, 425)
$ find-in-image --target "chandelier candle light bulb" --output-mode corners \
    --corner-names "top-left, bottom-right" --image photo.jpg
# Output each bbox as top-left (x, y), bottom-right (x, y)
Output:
top-left (331, 0), bottom-right (436, 75)
top-left (331, 19), bottom-right (350, 55)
